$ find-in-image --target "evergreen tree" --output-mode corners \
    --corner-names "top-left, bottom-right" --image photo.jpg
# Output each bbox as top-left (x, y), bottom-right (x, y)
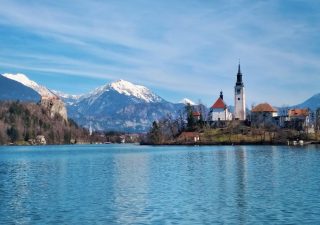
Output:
top-left (148, 121), bottom-right (162, 144)
top-left (7, 127), bottom-right (19, 143)
top-left (185, 103), bottom-right (196, 131)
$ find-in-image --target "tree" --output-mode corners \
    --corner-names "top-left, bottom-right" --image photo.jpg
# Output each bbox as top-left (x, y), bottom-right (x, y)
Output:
top-left (185, 103), bottom-right (196, 131)
top-left (7, 126), bottom-right (19, 143)
top-left (148, 121), bottom-right (162, 144)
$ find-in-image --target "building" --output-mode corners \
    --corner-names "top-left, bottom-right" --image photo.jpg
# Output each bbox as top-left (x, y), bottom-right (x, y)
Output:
top-left (192, 111), bottom-right (201, 121)
top-left (178, 132), bottom-right (200, 143)
top-left (286, 108), bottom-right (310, 131)
top-left (234, 63), bottom-right (246, 120)
top-left (251, 103), bottom-right (278, 126)
top-left (208, 91), bottom-right (232, 122)
top-left (316, 108), bottom-right (320, 132)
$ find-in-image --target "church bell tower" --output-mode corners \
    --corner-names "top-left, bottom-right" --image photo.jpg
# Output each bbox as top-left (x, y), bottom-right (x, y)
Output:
top-left (234, 63), bottom-right (246, 120)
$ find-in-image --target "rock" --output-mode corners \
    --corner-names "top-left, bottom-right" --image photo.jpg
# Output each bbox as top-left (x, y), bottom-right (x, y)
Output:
top-left (36, 135), bottom-right (47, 145)
top-left (40, 96), bottom-right (68, 121)
top-left (28, 138), bottom-right (36, 145)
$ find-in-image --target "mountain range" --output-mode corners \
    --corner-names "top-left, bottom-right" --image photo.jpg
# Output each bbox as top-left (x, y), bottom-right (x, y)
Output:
top-left (60, 79), bottom-right (185, 132)
top-left (1, 74), bottom-right (188, 132)
top-left (1, 73), bottom-right (319, 132)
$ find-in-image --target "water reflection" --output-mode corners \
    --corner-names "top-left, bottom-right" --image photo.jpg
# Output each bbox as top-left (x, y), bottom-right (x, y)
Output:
top-left (234, 146), bottom-right (248, 224)
top-left (112, 153), bottom-right (151, 224)
top-left (1, 145), bottom-right (320, 224)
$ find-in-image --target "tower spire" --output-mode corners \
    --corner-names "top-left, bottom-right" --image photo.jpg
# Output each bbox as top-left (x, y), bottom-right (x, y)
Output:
top-left (236, 60), bottom-right (243, 86)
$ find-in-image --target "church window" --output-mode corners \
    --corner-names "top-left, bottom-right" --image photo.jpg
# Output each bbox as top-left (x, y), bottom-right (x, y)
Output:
top-left (238, 98), bottom-right (240, 101)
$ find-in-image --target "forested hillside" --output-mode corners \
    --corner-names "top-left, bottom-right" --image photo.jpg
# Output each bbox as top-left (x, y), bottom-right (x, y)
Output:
top-left (0, 101), bottom-right (90, 145)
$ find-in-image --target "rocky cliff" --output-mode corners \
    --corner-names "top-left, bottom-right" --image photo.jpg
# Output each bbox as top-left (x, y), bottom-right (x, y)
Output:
top-left (40, 97), bottom-right (68, 121)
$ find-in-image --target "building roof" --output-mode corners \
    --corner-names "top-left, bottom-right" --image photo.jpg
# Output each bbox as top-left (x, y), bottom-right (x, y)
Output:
top-left (288, 108), bottom-right (309, 117)
top-left (252, 103), bottom-right (277, 112)
top-left (179, 132), bottom-right (200, 138)
top-left (211, 97), bottom-right (227, 109)
top-left (192, 112), bottom-right (201, 117)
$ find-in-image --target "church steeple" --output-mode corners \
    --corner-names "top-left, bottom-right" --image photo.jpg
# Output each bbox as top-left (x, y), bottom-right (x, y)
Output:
top-left (220, 91), bottom-right (223, 100)
top-left (234, 62), bottom-right (246, 120)
top-left (236, 63), bottom-right (243, 86)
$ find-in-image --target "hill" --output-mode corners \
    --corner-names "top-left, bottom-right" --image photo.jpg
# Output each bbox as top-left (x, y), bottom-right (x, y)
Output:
top-left (0, 101), bottom-right (89, 145)
top-left (294, 93), bottom-right (320, 111)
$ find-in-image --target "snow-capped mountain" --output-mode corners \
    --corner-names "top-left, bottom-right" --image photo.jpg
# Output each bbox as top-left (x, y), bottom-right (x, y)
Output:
top-left (3, 73), bottom-right (56, 98)
top-left (0, 74), bottom-right (41, 102)
top-left (84, 80), bottom-right (164, 104)
top-left (51, 90), bottom-right (81, 100)
top-left (179, 98), bottom-right (196, 105)
top-left (59, 79), bottom-right (182, 132)
top-left (51, 90), bottom-right (82, 105)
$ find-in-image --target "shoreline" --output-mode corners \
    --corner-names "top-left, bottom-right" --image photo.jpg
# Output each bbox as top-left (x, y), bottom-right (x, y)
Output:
top-left (140, 141), bottom-right (320, 146)
top-left (1, 141), bottom-right (320, 147)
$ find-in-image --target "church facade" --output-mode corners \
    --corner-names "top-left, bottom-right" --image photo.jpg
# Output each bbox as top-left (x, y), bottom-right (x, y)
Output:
top-left (209, 91), bottom-right (232, 122)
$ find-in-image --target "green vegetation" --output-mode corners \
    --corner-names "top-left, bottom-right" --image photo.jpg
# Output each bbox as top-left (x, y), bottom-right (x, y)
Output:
top-left (0, 101), bottom-right (90, 145)
top-left (143, 104), bottom-right (320, 145)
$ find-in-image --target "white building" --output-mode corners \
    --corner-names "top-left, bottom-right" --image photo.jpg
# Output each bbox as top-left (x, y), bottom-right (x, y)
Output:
top-left (209, 91), bottom-right (232, 121)
top-left (234, 64), bottom-right (246, 120)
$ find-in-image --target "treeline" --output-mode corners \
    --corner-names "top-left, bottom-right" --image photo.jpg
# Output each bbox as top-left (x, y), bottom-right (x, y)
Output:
top-left (144, 104), bottom-right (206, 144)
top-left (143, 104), bottom-right (320, 145)
top-left (0, 101), bottom-right (90, 145)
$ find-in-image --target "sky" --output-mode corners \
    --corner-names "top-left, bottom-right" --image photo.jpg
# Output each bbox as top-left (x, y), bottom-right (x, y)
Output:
top-left (0, 0), bottom-right (319, 107)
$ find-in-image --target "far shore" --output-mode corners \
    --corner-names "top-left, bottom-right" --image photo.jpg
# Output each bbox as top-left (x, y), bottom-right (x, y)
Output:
top-left (1, 140), bottom-right (319, 147)
top-left (140, 141), bottom-right (320, 146)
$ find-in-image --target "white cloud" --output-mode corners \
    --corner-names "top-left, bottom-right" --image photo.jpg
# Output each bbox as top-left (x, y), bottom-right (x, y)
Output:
top-left (0, 0), bottom-right (319, 106)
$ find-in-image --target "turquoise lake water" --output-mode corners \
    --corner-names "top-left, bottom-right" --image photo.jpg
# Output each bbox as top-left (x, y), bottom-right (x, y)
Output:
top-left (1, 144), bottom-right (320, 224)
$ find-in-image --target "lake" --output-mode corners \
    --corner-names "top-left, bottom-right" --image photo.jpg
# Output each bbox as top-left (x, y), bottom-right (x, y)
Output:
top-left (1, 144), bottom-right (320, 224)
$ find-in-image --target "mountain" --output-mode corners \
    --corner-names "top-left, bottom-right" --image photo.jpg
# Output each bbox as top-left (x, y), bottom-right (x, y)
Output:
top-left (0, 75), bottom-right (41, 102)
top-left (3, 73), bottom-right (69, 121)
top-left (1, 73), bottom-right (183, 132)
top-left (84, 79), bottom-right (164, 103)
top-left (3, 73), bottom-right (56, 98)
top-left (61, 80), bottom-right (184, 132)
top-left (179, 98), bottom-right (195, 105)
top-left (294, 93), bottom-right (320, 111)
top-left (51, 90), bottom-right (81, 105)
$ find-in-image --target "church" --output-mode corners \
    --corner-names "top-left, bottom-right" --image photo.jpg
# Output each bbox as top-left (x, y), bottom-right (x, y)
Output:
top-left (208, 63), bottom-right (246, 122)
top-left (208, 91), bottom-right (232, 122)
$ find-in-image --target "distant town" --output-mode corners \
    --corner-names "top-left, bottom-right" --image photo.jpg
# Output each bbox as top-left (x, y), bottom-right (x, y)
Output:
top-left (144, 64), bottom-right (320, 146)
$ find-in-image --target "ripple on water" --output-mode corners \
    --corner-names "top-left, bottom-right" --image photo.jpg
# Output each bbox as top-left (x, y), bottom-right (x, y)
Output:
top-left (0, 144), bottom-right (320, 224)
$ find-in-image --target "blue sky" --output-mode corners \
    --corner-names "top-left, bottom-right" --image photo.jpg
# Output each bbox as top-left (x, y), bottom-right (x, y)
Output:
top-left (0, 0), bottom-right (319, 107)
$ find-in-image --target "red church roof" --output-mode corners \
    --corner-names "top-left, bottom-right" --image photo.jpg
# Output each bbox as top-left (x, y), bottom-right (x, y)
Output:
top-left (211, 98), bottom-right (227, 109)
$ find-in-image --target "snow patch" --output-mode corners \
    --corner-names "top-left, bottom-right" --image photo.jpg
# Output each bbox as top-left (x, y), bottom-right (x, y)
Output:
top-left (84, 79), bottom-right (163, 104)
top-left (3, 73), bottom-right (56, 98)
top-left (51, 90), bottom-right (82, 100)
top-left (179, 98), bottom-right (196, 105)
